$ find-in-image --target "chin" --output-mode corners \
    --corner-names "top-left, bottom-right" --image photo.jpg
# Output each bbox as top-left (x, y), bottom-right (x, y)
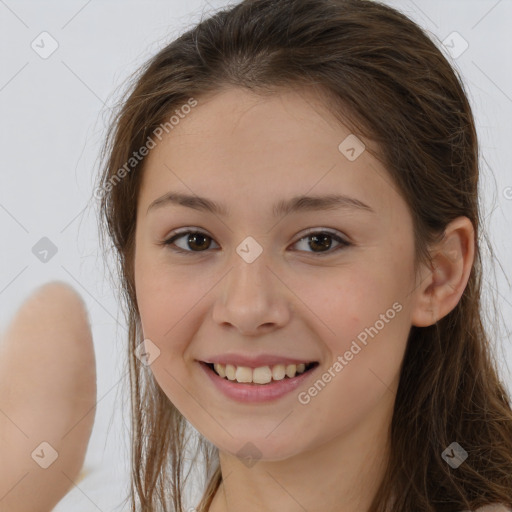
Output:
top-left (213, 434), bottom-right (304, 463)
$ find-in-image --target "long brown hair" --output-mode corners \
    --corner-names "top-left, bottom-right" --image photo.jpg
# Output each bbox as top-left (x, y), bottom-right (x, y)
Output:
top-left (94, 0), bottom-right (512, 510)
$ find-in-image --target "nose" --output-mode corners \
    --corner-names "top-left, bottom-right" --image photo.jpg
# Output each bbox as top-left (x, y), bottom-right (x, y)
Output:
top-left (211, 252), bottom-right (291, 336)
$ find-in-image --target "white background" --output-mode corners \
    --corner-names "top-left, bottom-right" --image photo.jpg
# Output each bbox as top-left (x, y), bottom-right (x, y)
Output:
top-left (1, 0), bottom-right (511, 510)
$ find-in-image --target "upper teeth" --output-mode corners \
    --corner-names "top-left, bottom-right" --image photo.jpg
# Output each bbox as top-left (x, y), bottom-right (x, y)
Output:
top-left (213, 363), bottom-right (308, 384)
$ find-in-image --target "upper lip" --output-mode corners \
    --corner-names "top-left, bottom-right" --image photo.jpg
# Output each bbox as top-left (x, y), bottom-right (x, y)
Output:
top-left (199, 354), bottom-right (318, 368)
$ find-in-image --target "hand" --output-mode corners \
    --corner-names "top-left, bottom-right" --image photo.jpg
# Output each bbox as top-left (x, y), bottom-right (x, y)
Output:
top-left (0, 281), bottom-right (97, 512)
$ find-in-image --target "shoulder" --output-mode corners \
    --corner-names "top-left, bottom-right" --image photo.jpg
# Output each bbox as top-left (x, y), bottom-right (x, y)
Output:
top-left (473, 505), bottom-right (512, 512)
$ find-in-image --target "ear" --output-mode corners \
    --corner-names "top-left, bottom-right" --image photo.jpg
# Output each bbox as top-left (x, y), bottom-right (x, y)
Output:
top-left (411, 216), bottom-right (475, 327)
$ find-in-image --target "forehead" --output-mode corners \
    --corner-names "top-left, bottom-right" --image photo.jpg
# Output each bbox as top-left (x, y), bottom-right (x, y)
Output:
top-left (137, 86), bottom-right (401, 219)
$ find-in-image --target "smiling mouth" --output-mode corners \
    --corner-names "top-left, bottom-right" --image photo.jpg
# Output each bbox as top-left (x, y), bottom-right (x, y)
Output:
top-left (203, 361), bottom-right (319, 385)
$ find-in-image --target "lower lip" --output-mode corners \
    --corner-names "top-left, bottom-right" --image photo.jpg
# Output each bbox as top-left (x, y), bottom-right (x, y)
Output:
top-left (198, 361), bottom-right (318, 403)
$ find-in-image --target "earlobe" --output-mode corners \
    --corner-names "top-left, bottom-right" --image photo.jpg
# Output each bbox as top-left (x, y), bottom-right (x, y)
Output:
top-left (411, 217), bottom-right (475, 328)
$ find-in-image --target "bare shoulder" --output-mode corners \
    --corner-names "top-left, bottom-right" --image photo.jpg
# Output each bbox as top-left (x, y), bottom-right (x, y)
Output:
top-left (461, 505), bottom-right (512, 512)
top-left (474, 505), bottom-right (512, 512)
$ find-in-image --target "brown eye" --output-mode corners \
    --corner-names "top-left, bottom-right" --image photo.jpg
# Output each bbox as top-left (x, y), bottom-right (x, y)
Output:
top-left (162, 228), bottom-right (351, 256)
top-left (293, 231), bottom-right (351, 255)
top-left (164, 231), bottom-right (218, 253)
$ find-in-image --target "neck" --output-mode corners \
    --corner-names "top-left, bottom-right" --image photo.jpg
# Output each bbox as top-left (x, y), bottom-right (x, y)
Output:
top-left (207, 388), bottom-right (394, 512)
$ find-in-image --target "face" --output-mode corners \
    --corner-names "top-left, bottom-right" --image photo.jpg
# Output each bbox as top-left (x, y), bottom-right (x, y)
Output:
top-left (133, 86), bottom-right (420, 461)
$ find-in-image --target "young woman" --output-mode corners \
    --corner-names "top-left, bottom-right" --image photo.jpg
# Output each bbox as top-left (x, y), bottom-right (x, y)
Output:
top-left (3, 0), bottom-right (511, 511)
top-left (93, 0), bottom-right (512, 510)
top-left (94, 0), bottom-right (512, 510)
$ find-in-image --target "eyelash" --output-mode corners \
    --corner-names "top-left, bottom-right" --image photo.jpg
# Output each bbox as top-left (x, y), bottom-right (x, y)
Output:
top-left (160, 228), bottom-right (351, 256)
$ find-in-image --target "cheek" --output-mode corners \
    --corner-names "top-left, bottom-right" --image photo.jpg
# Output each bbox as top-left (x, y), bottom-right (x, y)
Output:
top-left (291, 279), bottom-right (409, 443)
top-left (134, 247), bottom-right (185, 351)
top-left (300, 261), bottom-right (411, 401)
top-left (316, 265), bottom-right (407, 344)
top-left (134, 246), bottom-right (225, 414)
top-left (134, 255), bottom-right (200, 413)
top-left (134, 241), bottom-right (171, 319)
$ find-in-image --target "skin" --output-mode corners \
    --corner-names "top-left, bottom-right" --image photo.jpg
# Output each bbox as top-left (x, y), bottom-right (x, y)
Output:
top-left (0, 281), bottom-right (96, 512)
top-left (133, 86), bottom-right (475, 512)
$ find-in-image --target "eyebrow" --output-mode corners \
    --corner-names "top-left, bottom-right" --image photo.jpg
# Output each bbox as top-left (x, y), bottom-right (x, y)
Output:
top-left (146, 192), bottom-right (375, 217)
